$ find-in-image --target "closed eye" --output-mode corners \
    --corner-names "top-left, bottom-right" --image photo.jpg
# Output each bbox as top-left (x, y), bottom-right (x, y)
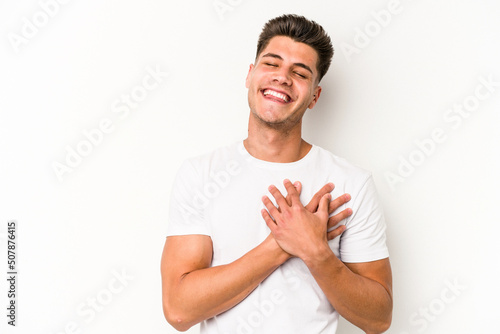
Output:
top-left (294, 72), bottom-right (306, 78)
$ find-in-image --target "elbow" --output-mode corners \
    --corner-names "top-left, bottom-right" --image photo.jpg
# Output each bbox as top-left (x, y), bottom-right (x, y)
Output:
top-left (165, 318), bottom-right (192, 332)
top-left (368, 292), bottom-right (393, 334)
top-left (369, 319), bottom-right (392, 334)
top-left (164, 315), bottom-right (191, 332)
top-left (365, 311), bottom-right (392, 334)
top-left (162, 300), bottom-right (196, 332)
top-left (381, 322), bottom-right (392, 334)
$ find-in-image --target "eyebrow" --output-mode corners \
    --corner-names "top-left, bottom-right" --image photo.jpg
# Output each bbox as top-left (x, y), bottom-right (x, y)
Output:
top-left (261, 53), bottom-right (314, 75)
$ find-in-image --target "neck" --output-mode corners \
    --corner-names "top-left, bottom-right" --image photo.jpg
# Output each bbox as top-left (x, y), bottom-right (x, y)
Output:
top-left (243, 114), bottom-right (312, 163)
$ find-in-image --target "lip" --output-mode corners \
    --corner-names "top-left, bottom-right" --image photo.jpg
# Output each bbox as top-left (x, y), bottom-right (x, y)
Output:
top-left (261, 88), bottom-right (293, 104)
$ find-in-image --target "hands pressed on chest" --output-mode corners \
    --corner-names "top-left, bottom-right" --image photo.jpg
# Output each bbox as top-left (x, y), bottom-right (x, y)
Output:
top-left (261, 179), bottom-right (352, 262)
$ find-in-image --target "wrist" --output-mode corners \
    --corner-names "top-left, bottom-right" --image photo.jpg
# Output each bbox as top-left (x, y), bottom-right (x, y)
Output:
top-left (262, 234), bottom-right (291, 265)
top-left (302, 242), bottom-right (338, 269)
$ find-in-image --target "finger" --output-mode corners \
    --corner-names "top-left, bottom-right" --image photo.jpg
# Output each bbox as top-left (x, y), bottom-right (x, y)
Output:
top-left (283, 179), bottom-right (301, 205)
top-left (328, 193), bottom-right (351, 215)
top-left (327, 224), bottom-right (346, 241)
top-left (293, 181), bottom-right (302, 195)
top-left (262, 210), bottom-right (280, 236)
top-left (305, 183), bottom-right (334, 213)
top-left (293, 181), bottom-right (302, 196)
top-left (318, 192), bottom-right (331, 217)
top-left (268, 185), bottom-right (289, 210)
top-left (327, 208), bottom-right (353, 230)
top-left (285, 181), bottom-right (301, 207)
top-left (262, 195), bottom-right (281, 220)
top-left (261, 209), bottom-right (277, 232)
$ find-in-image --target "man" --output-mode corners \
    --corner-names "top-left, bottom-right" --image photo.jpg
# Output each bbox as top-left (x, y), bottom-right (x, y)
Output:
top-left (161, 14), bottom-right (392, 334)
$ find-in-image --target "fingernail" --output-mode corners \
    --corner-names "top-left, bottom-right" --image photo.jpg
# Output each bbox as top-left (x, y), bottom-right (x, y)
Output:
top-left (345, 194), bottom-right (351, 201)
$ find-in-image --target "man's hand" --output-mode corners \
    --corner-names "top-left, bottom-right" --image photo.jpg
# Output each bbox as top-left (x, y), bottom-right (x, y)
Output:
top-left (261, 179), bottom-right (352, 261)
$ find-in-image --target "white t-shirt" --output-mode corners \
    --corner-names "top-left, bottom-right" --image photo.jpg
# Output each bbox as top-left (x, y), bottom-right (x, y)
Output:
top-left (167, 141), bottom-right (389, 334)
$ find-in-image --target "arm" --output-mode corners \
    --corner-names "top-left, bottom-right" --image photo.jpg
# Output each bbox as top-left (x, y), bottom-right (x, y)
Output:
top-left (161, 182), bottom-right (351, 331)
top-left (306, 253), bottom-right (392, 334)
top-left (262, 179), bottom-right (392, 334)
top-left (161, 233), bottom-right (288, 331)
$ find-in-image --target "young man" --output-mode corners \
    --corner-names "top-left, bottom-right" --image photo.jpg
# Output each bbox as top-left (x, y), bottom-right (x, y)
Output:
top-left (161, 14), bottom-right (392, 334)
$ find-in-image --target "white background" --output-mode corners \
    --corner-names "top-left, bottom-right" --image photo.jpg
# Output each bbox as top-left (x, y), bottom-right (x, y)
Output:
top-left (1, 0), bottom-right (499, 333)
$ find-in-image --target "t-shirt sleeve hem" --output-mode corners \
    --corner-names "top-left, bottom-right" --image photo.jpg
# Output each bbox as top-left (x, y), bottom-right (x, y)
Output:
top-left (166, 226), bottom-right (211, 237)
top-left (340, 249), bottom-right (390, 264)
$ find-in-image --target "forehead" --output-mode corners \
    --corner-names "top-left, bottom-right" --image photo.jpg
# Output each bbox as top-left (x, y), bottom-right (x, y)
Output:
top-left (258, 36), bottom-right (318, 71)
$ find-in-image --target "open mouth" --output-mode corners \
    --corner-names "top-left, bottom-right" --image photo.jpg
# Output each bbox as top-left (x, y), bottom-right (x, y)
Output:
top-left (261, 89), bottom-right (292, 103)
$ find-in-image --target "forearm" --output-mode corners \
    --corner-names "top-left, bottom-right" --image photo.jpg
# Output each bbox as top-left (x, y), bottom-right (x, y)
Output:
top-left (305, 250), bottom-right (392, 334)
top-left (164, 237), bottom-right (288, 330)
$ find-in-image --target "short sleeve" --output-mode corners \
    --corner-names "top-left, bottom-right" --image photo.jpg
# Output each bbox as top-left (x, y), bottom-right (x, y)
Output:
top-left (166, 159), bottom-right (211, 237)
top-left (339, 175), bottom-right (389, 263)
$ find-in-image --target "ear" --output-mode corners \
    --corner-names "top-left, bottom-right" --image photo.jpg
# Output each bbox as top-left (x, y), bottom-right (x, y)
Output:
top-left (307, 86), bottom-right (322, 109)
top-left (245, 64), bottom-right (254, 88)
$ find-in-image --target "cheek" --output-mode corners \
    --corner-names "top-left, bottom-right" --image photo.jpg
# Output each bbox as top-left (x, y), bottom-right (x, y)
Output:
top-left (245, 74), bottom-right (252, 88)
top-left (298, 86), bottom-right (315, 102)
top-left (246, 74), bottom-right (259, 90)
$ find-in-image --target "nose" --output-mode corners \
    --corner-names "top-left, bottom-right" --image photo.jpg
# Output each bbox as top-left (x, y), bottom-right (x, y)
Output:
top-left (272, 67), bottom-right (292, 86)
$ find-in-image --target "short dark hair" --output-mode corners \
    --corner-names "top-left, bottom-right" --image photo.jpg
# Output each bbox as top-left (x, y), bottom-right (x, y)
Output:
top-left (256, 14), bottom-right (334, 82)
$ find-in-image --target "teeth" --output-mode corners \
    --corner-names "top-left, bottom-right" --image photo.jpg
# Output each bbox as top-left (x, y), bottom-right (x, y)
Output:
top-left (263, 89), bottom-right (289, 102)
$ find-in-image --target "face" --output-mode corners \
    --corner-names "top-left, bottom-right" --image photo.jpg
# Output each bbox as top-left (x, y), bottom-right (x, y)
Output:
top-left (245, 36), bottom-right (322, 131)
